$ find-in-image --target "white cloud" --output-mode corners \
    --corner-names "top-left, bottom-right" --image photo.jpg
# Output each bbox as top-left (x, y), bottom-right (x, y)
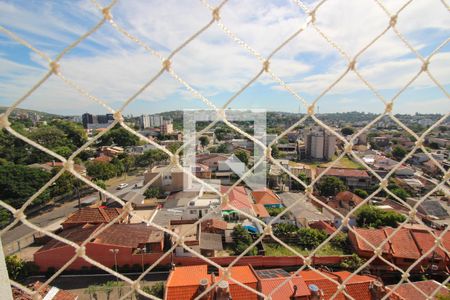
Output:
top-left (0, 0), bottom-right (448, 114)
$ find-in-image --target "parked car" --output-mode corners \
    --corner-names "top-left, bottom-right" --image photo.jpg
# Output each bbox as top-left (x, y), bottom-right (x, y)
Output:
top-left (116, 183), bottom-right (129, 190)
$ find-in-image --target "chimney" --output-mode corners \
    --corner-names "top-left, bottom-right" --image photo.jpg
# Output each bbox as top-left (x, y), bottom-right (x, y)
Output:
top-left (369, 280), bottom-right (385, 300)
top-left (215, 280), bottom-right (231, 300)
top-left (290, 285), bottom-right (298, 300)
top-left (308, 284), bottom-right (322, 300)
top-left (197, 278), bottom-right (209, 300)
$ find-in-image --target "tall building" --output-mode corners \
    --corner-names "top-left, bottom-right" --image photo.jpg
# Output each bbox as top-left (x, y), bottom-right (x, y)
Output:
top-left (150, 114), bottom-right (163, 127)
top-left (161, 119), bottom-right (174, 135)
top-left (303, 127), bottom-right (336, 160)
top-left (139, 114), bottom-right (151, 129)
top-left (81, 113), bottom-right (114, 129)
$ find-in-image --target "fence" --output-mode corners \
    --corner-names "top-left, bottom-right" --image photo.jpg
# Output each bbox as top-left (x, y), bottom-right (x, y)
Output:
top-left (0, 0), bottom-right (449, 299)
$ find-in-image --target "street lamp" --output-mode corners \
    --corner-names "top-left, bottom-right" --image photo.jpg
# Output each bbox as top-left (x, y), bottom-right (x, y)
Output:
top-left (140, 247), bottom-right (146, 272)
top-left (109, 248), bottom-right (119, 283)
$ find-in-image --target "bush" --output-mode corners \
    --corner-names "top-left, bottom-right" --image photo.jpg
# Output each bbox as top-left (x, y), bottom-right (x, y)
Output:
top-left (297, 228), bottom-right (327, 249)
top-left (317, 176), bottom-right (347, 197)
top-left (142, 282), bottom-right (164, 299)
top-left (144, 187), bottom-right (162, 199)
top-left (330, 232), bottom-right (349, 250)
top-left (340, 254), bottom-right (366, 271)
top-left (354, 189), bottom-right (368, 198)
top-left (231, 224), bottom-right (257, 255)
top-left (266, 207), bottom-right (285, 217)
top-left (356, 205), bottom-right (406, 228)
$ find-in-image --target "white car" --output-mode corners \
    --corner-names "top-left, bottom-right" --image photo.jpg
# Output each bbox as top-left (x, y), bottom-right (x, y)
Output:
top-left (116, 183), bottom-right (129, 190)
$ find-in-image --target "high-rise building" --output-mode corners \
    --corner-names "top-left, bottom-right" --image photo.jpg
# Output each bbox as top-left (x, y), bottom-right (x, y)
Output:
top-left (139, 115), bottom-right (151, 129)
top-left (303, 127), bottom-right (336, 160)
top-left (161, 119), bottom-right (174, 135)
top-left (150, 115), bottom-right (163, 128)
top-left (81, 113), bottom-right (114, 129)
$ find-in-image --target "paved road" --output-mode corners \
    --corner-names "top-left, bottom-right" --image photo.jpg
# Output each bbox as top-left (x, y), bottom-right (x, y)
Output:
top-left (1, 176), bottom-right (144, 246)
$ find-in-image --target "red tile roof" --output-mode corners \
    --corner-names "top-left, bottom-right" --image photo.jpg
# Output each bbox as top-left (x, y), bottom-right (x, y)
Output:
top-left (221, 186), bottom-right (252, 211)
top-left (253, 203), bottom-right (270, 218)
top-left (387, 280), bottom-right (450, 300)
top-left (301, 270), bottom-right (345, 300)
top-left (333, 271), bottom-right (376, 300)
top-left (12, 282), bottom-right (77, 300)
top-left (37, 223), bottom-right (163, 252)
top-left (252, 189), bottom-right (281, 206)
top-left (166, 265), bottom-right (211, 300)
top-left (201, 218), bottom-right (227, 231)
top-left (317, 167), bottom-right (370, 178)
top-left (219, 266), bottom-right (258, 300)
top-left (336, 191), bottom-right (364, 204)
top-left (62, 207), bottom-right (123, 227)
top-left (309, 220), bottom-right (337, 235)
top-left (351, 228), bottom-right (391, 254)
top-left (260, 276), bottom-right (310, 300)
top-left (384, 228), bottom-right (421, 259)
top-left (352, 227), bottom-right (450, 261)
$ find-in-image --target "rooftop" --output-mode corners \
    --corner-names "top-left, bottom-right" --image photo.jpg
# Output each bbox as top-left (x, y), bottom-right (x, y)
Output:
top-left (62, 207), bottom-right (123, 227)
top-left (316, 167), bottom-right (370, 178)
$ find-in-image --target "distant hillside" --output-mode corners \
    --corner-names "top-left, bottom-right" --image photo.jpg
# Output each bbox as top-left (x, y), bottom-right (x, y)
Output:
top-left (0, 107), bottom-right (61, 118)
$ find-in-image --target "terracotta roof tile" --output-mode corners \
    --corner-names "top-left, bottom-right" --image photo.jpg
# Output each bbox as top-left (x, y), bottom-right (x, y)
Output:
top-left (309, 220), bottom-right (336, 235)
top-left (317, 167), bottom-right (370, 178)
top-left (352, 228), bottom-right (390, 254)
top-left (253, 203), bottom-right (270, 218)
top-left (221, 186), bottom-right (252, 211)
top-left (384, 228), bottom-right (421, 259)
top-left (166, 265), bottom-right (211, 300)
top-left (387, 280), bottom-right (450, 300)
top-left (219, 266), bottom-right (258, 300)
top-left (301, 270), bottom-right (345, 300)
top-left (336, 191), bottom-right (364, 204)
top-left (201, 218), bottom-right (227, 231)
top-left (62, 207), bottom-right (123, 226)
top-left (252, 189), bottom-right (281, 206)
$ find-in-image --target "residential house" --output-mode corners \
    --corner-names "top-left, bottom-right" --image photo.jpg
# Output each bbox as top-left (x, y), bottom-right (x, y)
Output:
top-left (349, 227), bottom-right (450, 272)
top-left (34, 223), bottom-right (164, 271)
top-left (61, 207), bottom-right (125, 229)
top-left (251, 188), bottom-right (283, 208)
top-left (143, 165), bottom-right (191, 192)
top-left (165, 265), bottom-right (258, 300)
top-left (316, 167), bottom-right (371, 189)
top-left (221, 186), bottom-right (255, 220)
top-left (278, 192), bottom-right (329, 226)
top-left (12, 282), bottom-right (78, 300)
top-left (386, 280), bottom-right (449, 300)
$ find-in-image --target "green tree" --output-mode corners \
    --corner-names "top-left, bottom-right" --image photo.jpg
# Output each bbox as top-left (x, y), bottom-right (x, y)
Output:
top-left (144, 187), bottom-right (161, 198)
top-left (142, 282), bottom-right (165, 299)
top-left (50, 119), bottom-right (87, 147)
top-left (53, 146), bottom-right (73, 158)
top-left (341, 127), bottom-right (354, 135)
top-left (390, 187), bottom-right (410, 200)
top-left (355, 205), bottom-right (406, 228)
top-left (392, 146), bottom-right (407, 160)
top-left (297, 228), bottom-right (327, 249)
top-left (5, 255), bottom-right (38, 282)
top-left (339, 254), bottom-right (366, 271)
top-left (429, 142), bottom-right (439, 149)
top-left (234, 149), bottom-right (249, 165)
top-left (28, 126), bottom-right (72, 150)
top-left (317, 176), bottom-right (347, 197)
top-left (271, 144), bottom-right (280, 159)
top-left (291, 173), bottom-right (310, 191)
top-left (199, 136), bottom-right (209, 147)
top-left (86, 161), bottom-right (117, 180)
top-left (353, 189), bottom-right (368, 198)
top-left (231, 224), bottom-right (256, 255)
top-left (0, 164), bottom-right (51, 207)
top-left (98, 126), bottom-right (139, 147)
top-left (330, 232), bottom-right (349, 250)
top-left (216, 143), bottom-right (228, 153)
top-left (135, 149), bottom-right (169, 168)
top-left (93, 179), bottom-right (107, 202)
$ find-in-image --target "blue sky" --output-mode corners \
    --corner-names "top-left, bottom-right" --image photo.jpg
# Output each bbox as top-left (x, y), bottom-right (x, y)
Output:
top-left (0, 0), bottom-right (449, 116)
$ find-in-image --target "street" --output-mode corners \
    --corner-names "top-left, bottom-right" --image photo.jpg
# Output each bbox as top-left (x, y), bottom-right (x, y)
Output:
top-left (1, 175), bottom-right (144, 254)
